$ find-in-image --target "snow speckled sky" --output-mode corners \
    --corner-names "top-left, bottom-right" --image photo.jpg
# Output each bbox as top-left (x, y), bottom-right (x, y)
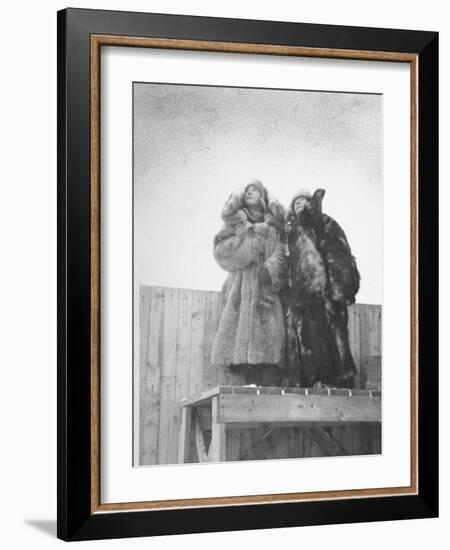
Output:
top-left (134, 83), bottom-right (382, 304)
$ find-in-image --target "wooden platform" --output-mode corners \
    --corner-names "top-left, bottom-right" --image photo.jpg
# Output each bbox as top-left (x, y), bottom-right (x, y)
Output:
top-left (179, 385), bottom-right (381, 463)
top-left (139, 286), bottom-right (382, 465)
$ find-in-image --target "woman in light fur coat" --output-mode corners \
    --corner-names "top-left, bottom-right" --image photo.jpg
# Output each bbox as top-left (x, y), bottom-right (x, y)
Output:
top-left (211, 179), bottom-right (288, 386)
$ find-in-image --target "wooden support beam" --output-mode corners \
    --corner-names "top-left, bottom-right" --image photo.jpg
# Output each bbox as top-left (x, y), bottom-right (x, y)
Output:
top-left (218, 393), bottom-right (381, 424)
top-left (304, 426), bottom-right (349, 456)
top-left (194, 409), bottom-right (209, 463)
top-left (177, 406), bottom-right (192, 464)
top-left (209, 396), bottom-right (226, 462)
top-left (240, 425), bottom-right (274, 460)
top-left (195, 419), bottom-right (368, 431)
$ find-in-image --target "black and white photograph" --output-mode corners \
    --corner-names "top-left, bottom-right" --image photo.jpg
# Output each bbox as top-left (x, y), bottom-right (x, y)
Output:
top-left (134, 82), bottom-right (382, 466)
top-left (0, 0), bottom-right (442, 546)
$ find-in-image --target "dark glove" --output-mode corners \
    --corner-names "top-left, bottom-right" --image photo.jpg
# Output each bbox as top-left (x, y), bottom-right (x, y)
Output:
top-left (258, 266), bottom-right (271, 286)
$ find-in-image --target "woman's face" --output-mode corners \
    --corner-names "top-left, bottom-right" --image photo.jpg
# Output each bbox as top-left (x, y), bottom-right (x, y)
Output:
top-left (244, 185), bottom-right (262, 207)
top-left (294, 196), bottom-right (309, 214)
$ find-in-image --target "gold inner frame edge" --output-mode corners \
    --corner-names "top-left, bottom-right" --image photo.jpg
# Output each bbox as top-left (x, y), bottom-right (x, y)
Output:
top-left (89, 34), bottom-right (419, 514)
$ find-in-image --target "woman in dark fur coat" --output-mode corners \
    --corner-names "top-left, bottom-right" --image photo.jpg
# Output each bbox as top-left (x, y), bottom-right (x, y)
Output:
top-left (286, 189), bottom-right (360, 388)
top-left (211, 179), bottom-right (288, 386)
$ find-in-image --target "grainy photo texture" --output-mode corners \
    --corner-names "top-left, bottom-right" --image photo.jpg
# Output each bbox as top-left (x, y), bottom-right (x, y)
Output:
top-left (133, 83), bottom-right (382, 466)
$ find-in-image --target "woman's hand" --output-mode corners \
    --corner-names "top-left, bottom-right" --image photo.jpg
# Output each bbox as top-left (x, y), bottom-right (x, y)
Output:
top-left (253, 222), bottom-right (269, 237)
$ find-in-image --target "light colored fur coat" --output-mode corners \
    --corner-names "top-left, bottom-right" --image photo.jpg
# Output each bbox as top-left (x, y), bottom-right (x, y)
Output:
top-left (211, 190), bottom-right (288, 367)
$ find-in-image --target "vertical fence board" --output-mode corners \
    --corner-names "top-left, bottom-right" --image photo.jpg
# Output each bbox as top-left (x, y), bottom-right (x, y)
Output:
top-left (303, 428), bottom-right (312, 457)
top-left (348, 304), bottom-right (362, 388)
top-left (351, 424), bottom-right (363, 455)
top-left (203, 292), bottom-right (220, 390)
top-left (227, 429), bottom-right (241, 461)
top-left (169, 289), bottom-right (193, 464)
top-left (157, 288), bottom-right (179, 465)
top-left (274, 429), bottom-right (290, 459)
top-left (360, 303), bottom-right (369, 354)
top-left (373, 423), bottom-right (382, 454)
top-left (139, 287), bottom-right (151, 464)
top-left (239, 428), bottom-right (257, 461)
top-left (189, 292), bottom-right (206, 397)
top-left (358, 304), bottom-right (369, 389)
top-left (296, 428), bottom-right (305, 458)
top-left (343, 425), bottom-right (353, 455)
top-left (369, 305), bottom-right (382, 356)
top-left (141, 288), bottom-right (163, 464)
top-left (288, 428), bottom-right (299, 458)
top-left (141, 287), bottom-right (165, 465)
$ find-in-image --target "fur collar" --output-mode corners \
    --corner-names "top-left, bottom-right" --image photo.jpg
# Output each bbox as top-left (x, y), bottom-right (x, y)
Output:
top-left (221, 188), bottom-right (285, 229)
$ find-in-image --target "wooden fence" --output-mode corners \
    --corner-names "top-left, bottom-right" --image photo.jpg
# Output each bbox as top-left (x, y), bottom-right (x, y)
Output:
top-left (139, 285), bottom-right (382, 465)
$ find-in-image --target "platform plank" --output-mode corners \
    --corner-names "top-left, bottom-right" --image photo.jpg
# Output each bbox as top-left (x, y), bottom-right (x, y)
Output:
top-left (217, 393), bottom-right (381, 423)
top-left (181, 385), bottom-right (380, 407)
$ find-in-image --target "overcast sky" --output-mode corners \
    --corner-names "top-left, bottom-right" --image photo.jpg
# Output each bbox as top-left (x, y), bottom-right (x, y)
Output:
top-left (134, 82), bottom-right (382, 304)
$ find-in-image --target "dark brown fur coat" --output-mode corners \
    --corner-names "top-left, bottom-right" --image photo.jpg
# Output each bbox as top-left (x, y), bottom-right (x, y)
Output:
top-left (286, 189), bottom-right (360, 388)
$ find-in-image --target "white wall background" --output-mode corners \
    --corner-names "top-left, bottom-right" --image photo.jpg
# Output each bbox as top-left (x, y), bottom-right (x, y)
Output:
top-left (0, 1), bottom-right (445, 549)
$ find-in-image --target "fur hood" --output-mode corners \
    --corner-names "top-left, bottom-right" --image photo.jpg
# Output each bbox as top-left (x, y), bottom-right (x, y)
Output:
top-left (221, 185), bottom-right (285, 230)
top-left (285, 188), bottom-right (325, 221)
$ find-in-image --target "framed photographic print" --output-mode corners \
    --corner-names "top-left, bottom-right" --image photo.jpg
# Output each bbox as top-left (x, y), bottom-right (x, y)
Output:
top-left (57, 8), bottom-right (438, 542)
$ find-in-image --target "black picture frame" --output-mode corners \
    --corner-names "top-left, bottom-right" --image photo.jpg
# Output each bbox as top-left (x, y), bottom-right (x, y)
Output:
top-left (57, 7), bottom-right (438, 542)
